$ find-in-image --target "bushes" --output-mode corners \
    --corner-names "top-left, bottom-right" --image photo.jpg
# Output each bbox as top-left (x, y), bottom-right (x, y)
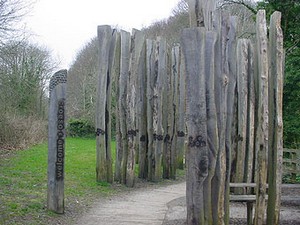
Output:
top-left (0, 112), bottom-right (47, 150)
top-left (67, 118), bottom-right (95, 138)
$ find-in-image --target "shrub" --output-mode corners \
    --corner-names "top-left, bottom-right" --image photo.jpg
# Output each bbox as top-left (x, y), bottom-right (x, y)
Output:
top-left (0, 112), bottom-right (47, 150)
top-left (67, 118), bottom-right (95, 138)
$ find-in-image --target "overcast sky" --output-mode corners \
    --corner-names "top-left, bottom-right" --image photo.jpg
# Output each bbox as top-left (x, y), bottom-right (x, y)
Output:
top-left (25, 0), bottom-right (180, 69)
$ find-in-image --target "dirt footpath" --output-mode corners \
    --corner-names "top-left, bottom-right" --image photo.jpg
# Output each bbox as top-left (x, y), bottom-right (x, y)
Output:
top-left (75, 182), bottom-right (300, 225)
top-left (75, 182), bottom-right (186, 225)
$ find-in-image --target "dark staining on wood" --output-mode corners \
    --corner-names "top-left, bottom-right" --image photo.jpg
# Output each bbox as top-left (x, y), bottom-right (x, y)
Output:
top-left (164, 134), bottom-right (170, 143)
top-left (188, 135), bottom-right (207, 148)
top-left (153, 133), bottom-right (164, 141)
top-left (177, 131), bottom-right (185, 137)
top-left (127, 129), bottom-right (138, 138)
top-left (140, 135), bottom-right (146, 142)
top-left (96, 128), bottom-right (106, 136)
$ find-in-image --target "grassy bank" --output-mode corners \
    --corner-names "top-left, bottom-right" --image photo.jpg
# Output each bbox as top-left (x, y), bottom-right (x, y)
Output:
top-left (0, 138), bottom-right (117, 225)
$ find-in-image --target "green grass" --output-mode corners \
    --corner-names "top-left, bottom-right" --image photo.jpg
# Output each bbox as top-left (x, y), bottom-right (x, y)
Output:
top-left (0, 138), bottom-right (117, 225)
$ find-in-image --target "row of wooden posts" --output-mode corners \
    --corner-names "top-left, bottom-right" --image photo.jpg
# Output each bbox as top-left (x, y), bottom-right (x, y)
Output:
top-left (47, 4), bottom-right (284, 225)
top-left (95, 27), bottom-right (187, 186)
top-left (94, 9), bottom-right (284, 225)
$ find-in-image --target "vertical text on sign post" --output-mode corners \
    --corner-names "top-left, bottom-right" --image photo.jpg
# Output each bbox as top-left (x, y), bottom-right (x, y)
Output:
top-left (56, 99), bottom-right (65, 180)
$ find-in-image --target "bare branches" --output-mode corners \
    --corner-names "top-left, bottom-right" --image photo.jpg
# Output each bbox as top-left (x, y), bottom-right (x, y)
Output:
top-left (218, 0), bottom-right (257, 14)
top-left (172, 0), bottom-right (188, 16)
top-left (0, 0), bottom-right (33, 42)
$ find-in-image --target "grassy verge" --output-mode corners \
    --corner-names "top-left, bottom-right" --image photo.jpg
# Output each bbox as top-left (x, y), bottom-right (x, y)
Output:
top-left (0, 137), bottom-right (186, 225)
top-left (0, 138), bottom-right (118, 225)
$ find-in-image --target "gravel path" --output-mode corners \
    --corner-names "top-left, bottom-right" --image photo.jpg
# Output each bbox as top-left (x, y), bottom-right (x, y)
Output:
top-left (75, 182), bottom-right (186, 225)
top-left (74, 182), bottom-right (300, 225)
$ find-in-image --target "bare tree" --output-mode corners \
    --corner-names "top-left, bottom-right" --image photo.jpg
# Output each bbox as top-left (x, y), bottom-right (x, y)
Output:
top-left (0, 40), bottom-right (58, 117)
top-left (172, 0), bottom-right (188, 16)
top-left (0, 0), bottom-right (33, 42)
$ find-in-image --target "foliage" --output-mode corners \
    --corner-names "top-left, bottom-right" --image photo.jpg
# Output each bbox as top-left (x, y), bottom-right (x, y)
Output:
top-left (256, 0), bottom-right (300, 147)
top-left (67, 118), bottom-right (95, 138)
top-left (0, 138), bottom-right (117, 225)
top-left (0, 40), bottom-right (57, 149)
top-left (0, 112), bottom-right (47, 149)
top-left (0, 40), bottom-right (57, 117)
top-left (67, 37), bottom-right (117, 140)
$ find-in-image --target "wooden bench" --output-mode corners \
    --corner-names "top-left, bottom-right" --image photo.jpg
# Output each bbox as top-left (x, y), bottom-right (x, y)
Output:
top-left (229, 183), bottom-right (300, 225)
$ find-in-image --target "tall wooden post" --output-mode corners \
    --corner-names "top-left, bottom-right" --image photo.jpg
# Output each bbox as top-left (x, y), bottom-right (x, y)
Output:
top-left (113, 32), bottom-right (122, 182)
top-left (254, 10), bottom-right (269, 225)
top-left (267, 11), bottom-right (284, 225)
top-left (170, 45), bottom-right (181, 179)
top-left (187, 0), bottom-right (216, 29)
top-left (181, 27), bottom-right (208, 225)
top-left (224, 16), bottom-right (238, 225)
top-left (136, 31), bottom-right (147, 179)
top-left (235, 39), bottom-right (250, 187)
top-left (153, 37), bottom-right (167, 182)
top-left (163, 46), bottom-right (172, 179)
top-left (47, 69), bottom-right (67, 214)
top-left (95, 25), bottom-right (116, 183)
top-left (124, 29), bottom-right (145, 187)
top-left (211, 12), bottom-right (230, 225)
top-left (146, 39), bottom-right (156, 181)
top-left (202, 31), bottom-right (218, 225)
top-left (119, 30), bottom-right (130, 185)
top-left (177, 49), bottom-right (186, 170)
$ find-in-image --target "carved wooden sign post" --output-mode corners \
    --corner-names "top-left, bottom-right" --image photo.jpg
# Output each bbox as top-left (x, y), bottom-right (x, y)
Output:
top-left (47, 69), bottom-right (67, 214)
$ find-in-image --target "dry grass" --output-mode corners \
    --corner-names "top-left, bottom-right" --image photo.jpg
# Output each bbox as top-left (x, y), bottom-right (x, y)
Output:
top-left (0, 112), bottom-right (47, 150)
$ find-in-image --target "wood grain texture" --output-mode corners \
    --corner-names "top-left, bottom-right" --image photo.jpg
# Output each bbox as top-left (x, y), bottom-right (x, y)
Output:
top-left (47, 69), bottom-right (67, 214)
top-left (146, 39), bottom-right (156, 181)
top-left (119, 30), bottom-right (130, 185)
top-left (95, 25), bottom-right (116, 183)
top-left (267, 11), bottom-right (284, 225)
top-left (181, 27), bottom-right (208, 225)
top-left (254, 10), bottom-right (269, 225)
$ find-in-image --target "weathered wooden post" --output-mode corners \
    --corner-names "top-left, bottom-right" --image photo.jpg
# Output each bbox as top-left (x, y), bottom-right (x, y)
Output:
top-left (211, 12), bottom-right (231, 225)
top-left (47, 69), bottom-right (67, 214)
top-left (163, 46), bottom-right (172, 179)
top-left (119, 30), bottom-right (130, 184)
top-left (95, 25), bottom-right (116, 183)
top-left (153, 37), bottom-right (167, 182)
top-left (170, 45), bottom-right (181, 179)
top-left (113, 32), bottom-right (122, 182)
top-left (136, 31), bottom-right (147, 179)
top-left (146, 39), bottom-right (156, 181)
top-left (124, 29), bottom-right (145, 187)
top-left (202, 31), bottom-right (218, 225)
top-left (181, 27), bottom-right (208, 225)
top-left (245, 41), bottom-right (255, 187)
top-left (267, 11), bottom-right (284, 225)
top-left (224, 16), bottom-right (238, 225)
top-left (254, 10), bottom-right (269, 225)
top-left (235, 39), bottom-right (250, 187)
top-left (176, 49), bottom-right (186, 170)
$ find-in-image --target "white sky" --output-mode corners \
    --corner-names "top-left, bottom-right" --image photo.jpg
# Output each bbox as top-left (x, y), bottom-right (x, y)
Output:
top-left (25, 0), bottom-right (180, 69)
